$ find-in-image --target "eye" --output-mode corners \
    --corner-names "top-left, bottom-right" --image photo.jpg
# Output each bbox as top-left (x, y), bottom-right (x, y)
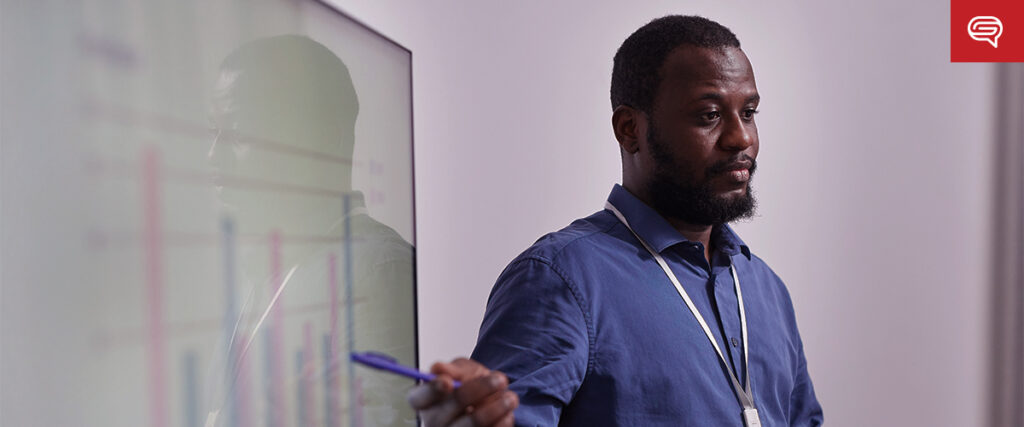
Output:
top-left (742, 108), bottom-right (759, 120)
top-left (702, 111), bottom-right (721, 122)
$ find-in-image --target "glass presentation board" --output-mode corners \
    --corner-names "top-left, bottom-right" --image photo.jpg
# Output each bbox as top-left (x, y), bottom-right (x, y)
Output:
top-left (0, 1), bottom-right (417, 426)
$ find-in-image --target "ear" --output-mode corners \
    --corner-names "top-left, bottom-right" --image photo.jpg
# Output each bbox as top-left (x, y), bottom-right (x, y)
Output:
top-left (612, 105), bottom-right (644, 154)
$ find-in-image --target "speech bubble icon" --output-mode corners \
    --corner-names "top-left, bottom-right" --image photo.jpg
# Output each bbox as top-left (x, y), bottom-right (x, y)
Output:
top-left (968, 16), bottom-right (1003, 48)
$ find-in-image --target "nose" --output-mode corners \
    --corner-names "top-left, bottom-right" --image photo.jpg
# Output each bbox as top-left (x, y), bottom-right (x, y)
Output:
top-left (718, 113), bottom-right (755, 152)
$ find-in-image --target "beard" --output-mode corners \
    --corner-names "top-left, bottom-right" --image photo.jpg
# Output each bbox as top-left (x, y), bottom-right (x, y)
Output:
top-left (645, 122), bottom-right (757, 226)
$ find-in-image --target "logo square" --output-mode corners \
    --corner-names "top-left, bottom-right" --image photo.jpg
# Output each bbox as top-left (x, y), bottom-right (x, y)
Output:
top-left (951, 0), bottom-right (1024, 62)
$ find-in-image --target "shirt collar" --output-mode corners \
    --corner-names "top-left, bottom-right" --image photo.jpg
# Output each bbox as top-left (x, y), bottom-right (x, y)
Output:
top-left (606, 184), bottom-right (751, 259)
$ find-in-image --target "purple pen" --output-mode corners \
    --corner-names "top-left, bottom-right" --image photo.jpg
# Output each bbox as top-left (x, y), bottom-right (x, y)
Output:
top-left (351, 352), bottom-right (462, 388)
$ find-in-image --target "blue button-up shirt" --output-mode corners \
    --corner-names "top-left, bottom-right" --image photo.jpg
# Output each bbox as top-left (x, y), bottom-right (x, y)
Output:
top-left (471, 185), bottom-right (823, 426)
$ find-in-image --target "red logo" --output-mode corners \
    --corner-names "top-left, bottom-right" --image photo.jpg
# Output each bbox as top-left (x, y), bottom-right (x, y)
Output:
top-left (951, 0), bottom-right (1024, 62)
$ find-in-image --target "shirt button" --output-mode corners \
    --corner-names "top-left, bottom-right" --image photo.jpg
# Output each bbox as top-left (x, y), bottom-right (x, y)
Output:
top-left (731, 337), bottom-right (739, 347)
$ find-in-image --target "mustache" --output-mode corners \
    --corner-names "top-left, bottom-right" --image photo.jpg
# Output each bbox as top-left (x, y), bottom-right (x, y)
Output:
top-left (707, 154), bottom-right (757, 176)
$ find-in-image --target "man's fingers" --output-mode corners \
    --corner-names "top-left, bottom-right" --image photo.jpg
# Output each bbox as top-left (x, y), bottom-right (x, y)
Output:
top-left (407, 377), bottom-right (455, 410)
top-left (407, 384), bottom-right (436, 410)
top-left (423, 371), bottom-right (511, 426)
top-left (448, 391), bottom-right (517, 427)
top-left (428, 396), bottom-right (465, 426)
top-left (412, 375), bottom-right (471, 426)
top-left (454, 372), bottom-right (508, 407)
top-left (416, 358), bottom-right (515, 426)
top-left (469, 390), bottom-right (518, 426)
top-left (494, 412), bottom-right (515, 427)
top-left (432, 357), bottom-right (490, 381)
top-left (429, 361), bottom-right (451, 376)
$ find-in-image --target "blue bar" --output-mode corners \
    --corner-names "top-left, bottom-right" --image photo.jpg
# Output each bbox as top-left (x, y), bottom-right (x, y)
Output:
top-left (343, 193), bottom-right (356, 427)
top-left (296, 350), bottom-right (306, 427)
top-left (220, 217), bottom-right (239, 427)
top-left (183, 351), bottom-right (200, 427)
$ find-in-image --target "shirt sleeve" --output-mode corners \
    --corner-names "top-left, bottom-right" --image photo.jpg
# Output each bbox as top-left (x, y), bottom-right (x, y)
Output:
top-left (757, 256), bottom-right (824, 426)
top-left (470, 257), bottom-right (591, 427)
top-left (789, 335), bottom-right (824, 426)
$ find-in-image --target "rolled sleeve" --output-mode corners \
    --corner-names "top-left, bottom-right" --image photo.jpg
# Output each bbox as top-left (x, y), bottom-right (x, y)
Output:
top-left (471, 257), bottom-right (591, 427)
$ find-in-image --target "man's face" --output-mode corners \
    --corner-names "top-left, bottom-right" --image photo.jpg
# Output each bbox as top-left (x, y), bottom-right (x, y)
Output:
top-left (207, 68), bottom-right (345, 214)
top-left (641, 45), bottom-right (760, 226)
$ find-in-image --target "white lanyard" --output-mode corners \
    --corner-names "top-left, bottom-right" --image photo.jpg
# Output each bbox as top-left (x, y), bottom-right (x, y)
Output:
top-left (605, 202), bottom-right (761, 427)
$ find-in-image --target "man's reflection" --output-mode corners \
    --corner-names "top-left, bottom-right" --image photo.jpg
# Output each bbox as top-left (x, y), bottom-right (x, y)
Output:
top-left (206, 35), bottom-right (416, 427)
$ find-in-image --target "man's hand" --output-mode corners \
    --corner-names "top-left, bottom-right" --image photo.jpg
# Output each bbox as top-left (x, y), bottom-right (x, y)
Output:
top-left (407, 358), bottom-right (518, 427)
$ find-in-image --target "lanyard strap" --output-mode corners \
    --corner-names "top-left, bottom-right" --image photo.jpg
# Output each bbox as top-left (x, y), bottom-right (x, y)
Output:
top-left (605, 202), bottom-right (756, 412)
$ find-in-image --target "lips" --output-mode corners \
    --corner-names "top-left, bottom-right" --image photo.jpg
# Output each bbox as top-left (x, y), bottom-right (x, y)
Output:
top-left (726, 168), bottom-right (750, 182)
top-left (722, 160), bottom-right (753, 172)
top-left (725, 161), bottom-right (751, 181)
top-left (709, 155), bottom-right (755, 182)
top-left (710, 158), bottom-right (754, 184)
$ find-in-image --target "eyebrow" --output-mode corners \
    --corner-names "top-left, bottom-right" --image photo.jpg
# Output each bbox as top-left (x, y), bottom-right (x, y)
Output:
top-left (693, 93), bottom-right (761, 104)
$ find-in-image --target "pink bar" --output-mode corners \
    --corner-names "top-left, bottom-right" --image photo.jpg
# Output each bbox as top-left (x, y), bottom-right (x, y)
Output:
top-left (302, 322), bottom-right (315, 427)
top-left (354, 377), bottom-right (364, 427)
top-left (235, 338), bottom-right (252, 427)
top-left (142, 148), bottom-right (167, 427)
top-left (328, 253), bottom-right (340, 426)
top-left (269, 231), bottom-right (287, 426)
top-left (329, 253), bottom-right (339, 356)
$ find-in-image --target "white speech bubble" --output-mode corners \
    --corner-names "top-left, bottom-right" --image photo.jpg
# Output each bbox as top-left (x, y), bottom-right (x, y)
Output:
top-left (968, 16), bottom-right (1003, 48)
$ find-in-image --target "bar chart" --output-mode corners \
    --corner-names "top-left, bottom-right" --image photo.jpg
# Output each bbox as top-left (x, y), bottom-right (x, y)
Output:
top-left (1, 1), bottom-right (417, 426)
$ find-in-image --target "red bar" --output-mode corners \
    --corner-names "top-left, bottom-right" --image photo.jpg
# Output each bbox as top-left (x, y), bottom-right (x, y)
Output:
top-left (269, 231), bottom-right (287, 426)
top-left (328, 253), bottom-right (341, 426)
top-left (302, 323), bottom-right (315, 426)
top-left (142, 148), bottom-right (167, 427)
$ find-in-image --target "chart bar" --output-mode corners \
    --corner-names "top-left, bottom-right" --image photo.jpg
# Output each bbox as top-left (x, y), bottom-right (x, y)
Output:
top-left (343, 194), bottom-right (357, 427)
top-left (267, 230), bottom-right (287, 426)
top-left (295, 350), bottom-right (307, 427)
top-left (328, 252), bottom-right (341, 426)
top-left (302, 322), bottom-right (315, 427)
top-left (142, 148), bottom-right (167, 427)
top-left (183, 351), bottom-right (200, 427)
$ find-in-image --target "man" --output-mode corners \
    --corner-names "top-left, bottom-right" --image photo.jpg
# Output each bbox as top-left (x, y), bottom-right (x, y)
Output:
top-left (207, 35), bottom-right (418, 426)
top-left (414, 15), bottom-right (822, 426)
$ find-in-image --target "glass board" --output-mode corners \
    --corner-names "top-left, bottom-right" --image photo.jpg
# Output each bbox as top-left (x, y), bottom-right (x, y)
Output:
top-left (0, 1), bottom-right (417, 426)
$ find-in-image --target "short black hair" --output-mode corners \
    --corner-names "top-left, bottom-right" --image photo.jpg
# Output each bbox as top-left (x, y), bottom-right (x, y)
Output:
top-left (215, 35), bottom-right (359, 132)
top-left (611, 15), bottom-right (740, 112)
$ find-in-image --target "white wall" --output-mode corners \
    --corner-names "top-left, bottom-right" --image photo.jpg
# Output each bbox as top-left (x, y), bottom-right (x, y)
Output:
top-left (326, 1), bottom-right (995, 425)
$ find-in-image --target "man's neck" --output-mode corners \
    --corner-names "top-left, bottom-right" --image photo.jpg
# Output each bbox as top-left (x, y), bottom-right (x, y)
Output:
top-left (664, 216), bottom-right (714, 263)
top-left (621, 182), bottom-right (715, 262)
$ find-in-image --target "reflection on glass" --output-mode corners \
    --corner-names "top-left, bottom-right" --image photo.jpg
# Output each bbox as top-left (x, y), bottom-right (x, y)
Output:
top-left (206, 35), bottom-right (415, 427)
top-left (0, 1), bottom-right (416, 426)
